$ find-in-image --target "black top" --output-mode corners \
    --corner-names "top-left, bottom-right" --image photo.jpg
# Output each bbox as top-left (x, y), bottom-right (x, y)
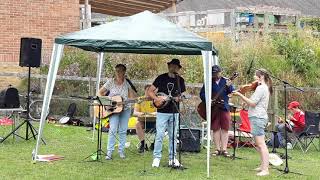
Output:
top-left (152, 73), bottom-right (186, 113)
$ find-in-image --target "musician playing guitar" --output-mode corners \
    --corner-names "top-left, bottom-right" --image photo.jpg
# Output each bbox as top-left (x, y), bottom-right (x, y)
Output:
top-left (148, 59), bottom-right (186, 168)
top-left (199, 65), bottom-right (234, 157)
top-left (98, 64), bottom-right (137, 160)
top-left (275, 101), bottom-right (305, 147)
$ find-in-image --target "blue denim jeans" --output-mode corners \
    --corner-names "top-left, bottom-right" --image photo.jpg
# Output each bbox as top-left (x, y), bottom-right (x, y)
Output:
top-left (107, 109), bottom-right (131, 153)
top-left (153, 112), bottom-right (179, 160)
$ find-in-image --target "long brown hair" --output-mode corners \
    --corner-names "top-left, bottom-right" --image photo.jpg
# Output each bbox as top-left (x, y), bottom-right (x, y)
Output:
top-left (256, 68), bottom-right (273, 95)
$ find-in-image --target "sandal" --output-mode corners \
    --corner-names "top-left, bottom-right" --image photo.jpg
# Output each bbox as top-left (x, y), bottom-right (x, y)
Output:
top-left (211, 149), bottom-right (220, 156)
top-left (221, 150), bottom-right (231, 157)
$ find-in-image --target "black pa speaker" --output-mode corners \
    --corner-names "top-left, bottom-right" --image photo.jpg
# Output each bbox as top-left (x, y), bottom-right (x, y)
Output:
top-left (179, 128), bottom-right (201, 152)
top-left (19, 37), bottom-right (42, 67)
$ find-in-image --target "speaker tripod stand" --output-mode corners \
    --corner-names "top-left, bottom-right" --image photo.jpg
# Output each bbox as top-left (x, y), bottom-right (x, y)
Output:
top-left (1, 66), bottom-right (45, 144)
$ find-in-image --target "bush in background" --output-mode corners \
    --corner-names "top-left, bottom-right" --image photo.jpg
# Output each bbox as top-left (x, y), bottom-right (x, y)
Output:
top-left (18, 28), bottom-right (320, 118)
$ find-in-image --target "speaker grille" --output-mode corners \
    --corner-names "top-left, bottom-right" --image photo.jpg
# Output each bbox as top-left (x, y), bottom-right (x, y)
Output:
top-left (19, 37), bottom-right (42, 67)
top-left (179, 128), bottom-right (201, 152)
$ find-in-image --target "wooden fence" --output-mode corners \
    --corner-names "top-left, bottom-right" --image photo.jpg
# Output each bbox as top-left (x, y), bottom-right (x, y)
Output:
top-left (1, 72), bottom-right (319, 127)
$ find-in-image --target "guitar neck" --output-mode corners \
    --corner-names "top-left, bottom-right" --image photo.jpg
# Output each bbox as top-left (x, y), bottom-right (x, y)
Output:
top-left (118, 98), bottom-right (144, 105)
top-left (119, 100), bottom-right (136, 105)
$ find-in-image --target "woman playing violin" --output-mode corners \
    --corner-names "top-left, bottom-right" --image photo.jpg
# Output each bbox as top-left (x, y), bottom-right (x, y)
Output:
top-left (232, 68), bottom-right (272, 176)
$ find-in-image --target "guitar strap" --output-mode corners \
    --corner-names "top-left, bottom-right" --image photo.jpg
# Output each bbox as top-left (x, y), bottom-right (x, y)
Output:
top-left (212, 72), bottom-right (238, 102)
top-left (212, 78), bottom-right (227, 102)
top-left (125, 78), bottom-right (138, 94)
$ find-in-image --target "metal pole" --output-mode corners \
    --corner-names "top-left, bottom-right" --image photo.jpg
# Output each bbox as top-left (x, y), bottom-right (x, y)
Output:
top-left (92, 53), bottom-right (104, 141)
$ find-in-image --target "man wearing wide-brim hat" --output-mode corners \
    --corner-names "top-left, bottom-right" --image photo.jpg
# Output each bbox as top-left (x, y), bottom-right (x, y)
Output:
top-left (148, 58), bottom-right (186, 168)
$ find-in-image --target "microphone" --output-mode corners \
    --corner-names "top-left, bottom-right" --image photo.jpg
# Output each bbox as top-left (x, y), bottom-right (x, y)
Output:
top-left (246, 59), bottom-right (254, 75)
top-left (173, 72), bottom-right (179, 77)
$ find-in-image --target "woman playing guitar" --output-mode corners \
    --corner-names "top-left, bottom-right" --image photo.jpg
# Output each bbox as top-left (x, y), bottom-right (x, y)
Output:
top-left (98, 64), bottom-right (137, 160)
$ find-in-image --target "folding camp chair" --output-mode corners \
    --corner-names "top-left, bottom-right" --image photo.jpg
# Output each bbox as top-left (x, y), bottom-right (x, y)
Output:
top-left (201, 121), bottom-right (212, 149)
top-left (135, 117), bottom-right (156, 149)
top-left (293, 111), bottom-right (320, 153)
top-left (236, 109), bottom-right (256, 148)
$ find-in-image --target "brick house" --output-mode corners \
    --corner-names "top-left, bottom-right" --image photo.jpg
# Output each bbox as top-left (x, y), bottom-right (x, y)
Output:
top-left (0, 0), bottom-right (80, 88)
top-left (0, 0), bottom-right (178, 88)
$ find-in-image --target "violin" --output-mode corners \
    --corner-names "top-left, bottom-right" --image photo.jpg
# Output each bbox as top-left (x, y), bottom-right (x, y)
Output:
top-left (236, 80), bottom-right (259, 94)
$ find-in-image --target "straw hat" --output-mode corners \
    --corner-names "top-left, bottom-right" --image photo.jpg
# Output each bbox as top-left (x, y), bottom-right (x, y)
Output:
top-left (269, 153), bottom-right (283, 166)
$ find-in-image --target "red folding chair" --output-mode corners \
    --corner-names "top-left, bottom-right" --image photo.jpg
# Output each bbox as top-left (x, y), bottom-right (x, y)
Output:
top-left (237, 109), bottom-right (256, 148)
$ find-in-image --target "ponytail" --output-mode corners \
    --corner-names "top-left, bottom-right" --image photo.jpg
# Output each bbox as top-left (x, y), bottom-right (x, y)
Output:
top-left (256, 69), bottom-right (273, 95)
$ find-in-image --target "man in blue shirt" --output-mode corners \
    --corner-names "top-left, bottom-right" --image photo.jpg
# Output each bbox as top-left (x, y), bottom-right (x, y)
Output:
top-left (200, 65), bottom-right (234, 157)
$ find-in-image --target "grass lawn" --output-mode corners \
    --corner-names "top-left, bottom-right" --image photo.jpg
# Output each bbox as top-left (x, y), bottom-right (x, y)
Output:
top-left (0, 123), bottom-right (319, 180)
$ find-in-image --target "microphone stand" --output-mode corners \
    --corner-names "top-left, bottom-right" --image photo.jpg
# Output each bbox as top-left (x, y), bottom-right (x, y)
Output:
top-left (229, 104), bottom-right (243, 160)
top-left (169, 74), bottom-right (186, 170)
top-left (138, 112), bottom-right (155, 176)
top-left (83, 96), bottom-right (108, 162)
top-left (278, 82), bottom-right (303, 175)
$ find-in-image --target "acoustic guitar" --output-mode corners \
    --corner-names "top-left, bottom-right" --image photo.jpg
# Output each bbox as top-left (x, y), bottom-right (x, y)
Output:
top-left (276, 115), bottom-right (294, 133)
top-left (197, 72), bottom-right (239, 120)
top-left (197, 100), bottom-right (225, 120)
top-left (94, 96), bottom-right (145, 118)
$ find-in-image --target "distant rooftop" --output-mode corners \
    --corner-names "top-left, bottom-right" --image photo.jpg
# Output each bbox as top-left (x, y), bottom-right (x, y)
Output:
top-left (174, 0), bottom-right (320, 17)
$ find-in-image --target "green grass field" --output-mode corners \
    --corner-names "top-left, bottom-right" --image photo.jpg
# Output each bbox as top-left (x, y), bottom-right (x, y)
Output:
top-left (0, 123), bottom-right (319, 180)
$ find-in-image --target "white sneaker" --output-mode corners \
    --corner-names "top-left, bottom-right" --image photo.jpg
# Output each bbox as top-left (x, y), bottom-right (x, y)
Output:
top-left (119, 152), bottom-right (125, 159)
top-left (105, 151), bottom-right (112, 160)
top-left (287, 143), bottom-right (293, 149)
top-left (168, 158), bottom-right (181, 167)
top-left (105, 155), bottom-right (112, 160)
top-left (152, 158), bottom-right (160, 167)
